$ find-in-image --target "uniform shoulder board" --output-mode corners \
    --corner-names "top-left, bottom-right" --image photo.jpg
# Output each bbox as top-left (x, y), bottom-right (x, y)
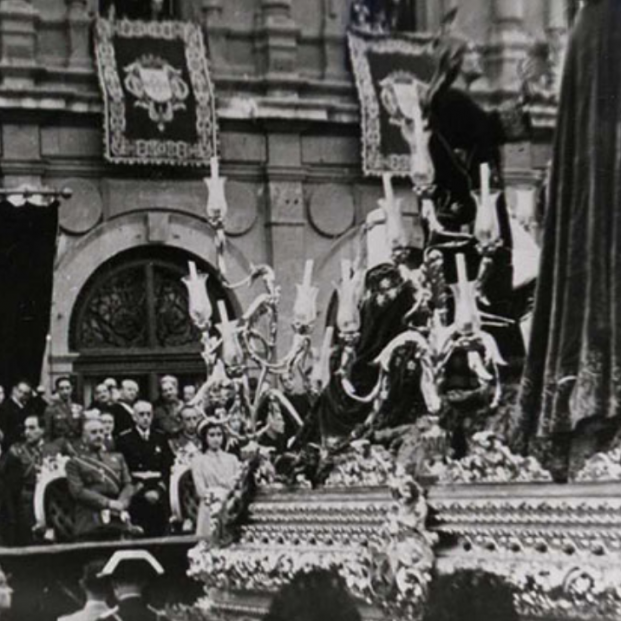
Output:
top-left (118, 429), bottom-right (132, 437)
top-left (9, 444), bottom-right (23, 457)
top-left (98, 607), bottom-right (121, 621)
top-left (148, 604), bottom-right (167, 618)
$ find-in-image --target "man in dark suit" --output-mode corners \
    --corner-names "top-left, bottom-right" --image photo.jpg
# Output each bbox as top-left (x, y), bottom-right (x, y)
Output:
top-left (57, 559), bottom-right (112, 621)
top-left (0, 380), bottom-right (32, 452)
top-left (89, 383), bottom-right (113, 415)
top-left (152, 375), bottom-right (183, 438)
top-left (116, 401), bottom-right (174, 537)
top-left (110, 380), bottom-right (139, 438)
top-left (98, 550), bottom-right (166, 621)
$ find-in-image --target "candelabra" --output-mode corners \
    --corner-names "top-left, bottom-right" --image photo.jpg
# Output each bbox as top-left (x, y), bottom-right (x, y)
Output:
top-left (184, 158), bottom-right (325, 434)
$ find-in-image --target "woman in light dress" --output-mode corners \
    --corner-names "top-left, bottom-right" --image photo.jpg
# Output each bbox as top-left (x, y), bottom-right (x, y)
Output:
top-left (191, 418), bottom-right (241, 539)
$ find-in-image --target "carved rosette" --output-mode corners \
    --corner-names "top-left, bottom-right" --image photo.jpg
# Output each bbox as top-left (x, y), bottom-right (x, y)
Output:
top-left (188, 476), bottom-right (436, 621)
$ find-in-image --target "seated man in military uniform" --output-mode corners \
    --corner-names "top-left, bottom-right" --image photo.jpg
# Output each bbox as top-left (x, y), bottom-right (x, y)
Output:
top-left (117, 401), bottom-right (174, 537)
top-left (66, 418), bottom-right (137, 541)
top-left (2, 415), bottom-right (58, 546)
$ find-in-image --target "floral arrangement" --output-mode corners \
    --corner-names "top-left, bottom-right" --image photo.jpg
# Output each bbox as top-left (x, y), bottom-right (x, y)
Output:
top-left (188, 471), bottom-right (436, 621)
top-left (575, 447), bottom-right (621, 482)
top-left (438, 431), bottom-right (552, 484)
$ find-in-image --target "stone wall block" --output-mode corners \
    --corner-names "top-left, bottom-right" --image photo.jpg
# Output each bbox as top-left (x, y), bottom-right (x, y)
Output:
top-left (0, 0), bottom-right (39, 87)
top-left (66, 0), bottom-right (91, 69)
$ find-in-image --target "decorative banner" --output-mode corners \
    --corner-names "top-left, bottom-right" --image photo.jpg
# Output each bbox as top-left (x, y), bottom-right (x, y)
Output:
top-left (348, 32), bottom-right (435, 177)
top-left (95, 19), bottom-right (218, 166)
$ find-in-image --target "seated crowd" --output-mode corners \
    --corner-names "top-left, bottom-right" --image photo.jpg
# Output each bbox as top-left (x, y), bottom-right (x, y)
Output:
top-left (0, 374), bottom-right (307, 546)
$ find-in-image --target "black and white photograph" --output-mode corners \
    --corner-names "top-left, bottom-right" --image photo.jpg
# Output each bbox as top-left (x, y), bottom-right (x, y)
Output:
top-left (0, 0), bottom-right (617, 620)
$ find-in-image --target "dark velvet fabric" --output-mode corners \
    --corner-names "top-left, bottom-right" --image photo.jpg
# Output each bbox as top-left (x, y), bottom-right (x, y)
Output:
top-left (295, 265), bottom-right (425, 445)
top-left (519, 0), bottom-right (621, 442)
top-left (427, 87), bottom-right (527, 359)
top-left (0, 201), bottom-right (58, 393)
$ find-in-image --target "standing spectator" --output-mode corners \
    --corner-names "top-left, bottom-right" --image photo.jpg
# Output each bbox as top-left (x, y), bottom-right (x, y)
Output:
top-left (191, 419), bottom-right (241, 539)
top-left (152, 375), bottom-right (183, 437)
top-left (2, 415), bottom-right (56, 545)
top-left (182, 384), bottom-right (197, 404)
top-left (66, 419), bottom-right (136, 541)
top-left (280, 372), bottom-right (311, 425)
top-left (100, 412), bottom-right (116, 452)
top-left (116, 401), bottom-right (174, 537)
top-left (258, 400), bottom-right (288, 455)
top-left (90, 383), bottom-right (113, 414)
top-left (0, 380), bottom-right (32, 452)
top-left (168, 405), bottom-right (201, 456)
top-left (97, 550), bottom-right (165, 621)
top-left (57, 559), bottom-right (112, 621)
top-left (104, 378), bottom-right (120, 404)
top-left (44, 377), bottom-right (82, 445)
top-left (110, 380), bottom-right (140, 437)
top-left (225, 412), bottom-right (248, 458)
top-left (30, 385), bottom-right (50, 418)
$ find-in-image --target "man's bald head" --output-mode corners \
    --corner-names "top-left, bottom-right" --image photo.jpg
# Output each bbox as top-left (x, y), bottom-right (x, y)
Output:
top-left (120, 380), bottom-right (139, 404)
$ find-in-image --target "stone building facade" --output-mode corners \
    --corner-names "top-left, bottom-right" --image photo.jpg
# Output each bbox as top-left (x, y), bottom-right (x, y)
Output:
top-left (0, 0), bottom-right (569, 399)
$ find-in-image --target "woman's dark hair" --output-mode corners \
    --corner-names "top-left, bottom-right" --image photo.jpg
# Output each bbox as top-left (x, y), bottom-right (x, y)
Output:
top-left (197, 419), bottom-right (227, 452)
top-left (423, 569), bottom-right (519, 621)
top-left (263, 568), bottom-right (361, 621)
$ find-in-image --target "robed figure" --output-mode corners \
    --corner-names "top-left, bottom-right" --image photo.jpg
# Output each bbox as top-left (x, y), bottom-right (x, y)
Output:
top-left (517, 0), bottom-right (621, 480)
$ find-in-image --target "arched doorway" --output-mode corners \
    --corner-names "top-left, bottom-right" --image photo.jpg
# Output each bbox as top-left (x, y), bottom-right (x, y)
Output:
top-left (70, 246), bottom-right (235, 403)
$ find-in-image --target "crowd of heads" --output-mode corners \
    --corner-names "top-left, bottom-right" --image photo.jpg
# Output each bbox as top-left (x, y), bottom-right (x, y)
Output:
top-left (0, 370), bottom-right (307, 546)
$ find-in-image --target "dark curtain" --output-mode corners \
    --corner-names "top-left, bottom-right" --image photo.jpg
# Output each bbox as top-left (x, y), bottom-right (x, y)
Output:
top-left (518, 0), bottom-right (621, 445)
top-left (98, 0), bottom-right (177, 19)
top-left (0, 201), bottom-right (58, 392)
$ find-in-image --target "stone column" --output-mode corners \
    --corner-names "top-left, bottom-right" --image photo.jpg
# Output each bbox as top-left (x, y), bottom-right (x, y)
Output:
top-left (545, 0), bottom-right (568, 94)
top-left (546, 0), bottom-right (567, 31)
top-left (264, 130), bottom-right (306, 353)
top-left (322, 0), bottom-right (345, 80)
top-left (0, 0), bottom-right (38, 88)
top-left (67, 0), bottom-right (91, 69)
top-left (201, 0), bottom-right (227, 70)
top-left (257, 0), bottom-right (299, 94)
top-left (487, 0), bottom-right (529, 92)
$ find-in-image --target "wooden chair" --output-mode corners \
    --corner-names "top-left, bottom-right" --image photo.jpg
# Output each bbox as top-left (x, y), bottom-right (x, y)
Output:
top-left (33, 456), bottom-right (76, 543)
top-left (169, 449), bottom-right (199, 533)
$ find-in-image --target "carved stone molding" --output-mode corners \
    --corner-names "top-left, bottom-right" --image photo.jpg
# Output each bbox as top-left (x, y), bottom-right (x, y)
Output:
top-left (0, 0), bottom-right (38, 87)
top-left (189, 476), bottom-right (436, 621)
top-left (257, 0), bottom-right (299, 89)
top-left (429, 482), bottom-right (621, 620)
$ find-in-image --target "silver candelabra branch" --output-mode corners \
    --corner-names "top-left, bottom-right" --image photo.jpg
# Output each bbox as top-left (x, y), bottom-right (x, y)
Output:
top-left (183, 157), bottom-right (326, 433)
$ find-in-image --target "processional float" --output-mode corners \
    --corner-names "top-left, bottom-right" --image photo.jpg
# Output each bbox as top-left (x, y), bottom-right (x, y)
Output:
top-left (175, 21), bottom-right (621, 621)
